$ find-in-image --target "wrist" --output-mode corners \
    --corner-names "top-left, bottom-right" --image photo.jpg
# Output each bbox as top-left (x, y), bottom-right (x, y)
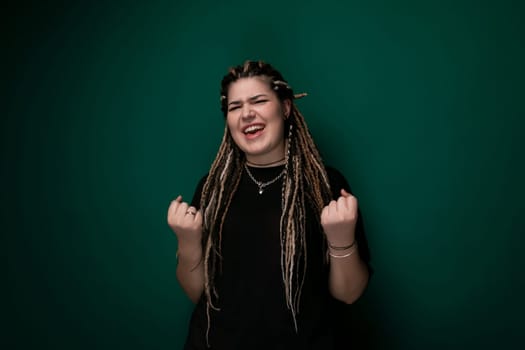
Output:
top-left (327, 238), bottom-right (356, 251)
top-left (328, 245), bottom-right (357, 259)
top-left (327, 238), bottom-right (358, 259)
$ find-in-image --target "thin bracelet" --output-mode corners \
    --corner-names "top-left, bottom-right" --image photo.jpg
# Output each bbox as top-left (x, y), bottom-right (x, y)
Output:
top-left (328, 239), bottom-right (356, 251)
top-left (329, 248), bottom-right (356, 259)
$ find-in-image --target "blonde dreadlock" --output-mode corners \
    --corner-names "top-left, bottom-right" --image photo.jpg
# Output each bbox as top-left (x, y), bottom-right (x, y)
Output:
top-left (200, 60), bottom-right (333, 344)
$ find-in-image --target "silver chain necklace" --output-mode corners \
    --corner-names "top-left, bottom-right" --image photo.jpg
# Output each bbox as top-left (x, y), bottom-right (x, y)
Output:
top-left (244, 164), bottom-right (285, 195)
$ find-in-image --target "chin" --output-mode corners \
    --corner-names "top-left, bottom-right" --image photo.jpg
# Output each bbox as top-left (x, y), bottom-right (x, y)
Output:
top-left (237, 143), bottom-right (266, 156)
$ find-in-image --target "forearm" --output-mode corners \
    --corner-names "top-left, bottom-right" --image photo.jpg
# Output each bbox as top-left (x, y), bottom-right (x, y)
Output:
top-left (328, 247), bottom-right (369, 304)
top-left (176, 242), bottom-right (205, 303)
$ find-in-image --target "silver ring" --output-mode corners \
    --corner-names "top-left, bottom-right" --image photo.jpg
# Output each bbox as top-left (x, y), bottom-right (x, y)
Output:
top-left (186, 209), bottom-right (196, 215)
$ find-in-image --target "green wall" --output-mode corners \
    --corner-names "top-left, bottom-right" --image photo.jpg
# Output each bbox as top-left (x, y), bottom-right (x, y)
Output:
top-left (4, 0), bottom-right (524, 349)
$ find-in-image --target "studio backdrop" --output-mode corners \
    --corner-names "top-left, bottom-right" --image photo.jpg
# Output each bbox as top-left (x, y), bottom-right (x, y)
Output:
top-left (4, 1), bottom-right (524, 349)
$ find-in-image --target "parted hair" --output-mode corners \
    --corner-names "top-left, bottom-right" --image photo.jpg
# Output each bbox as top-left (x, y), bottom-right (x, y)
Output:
top-left (200, 60), bottom-right (333, 340)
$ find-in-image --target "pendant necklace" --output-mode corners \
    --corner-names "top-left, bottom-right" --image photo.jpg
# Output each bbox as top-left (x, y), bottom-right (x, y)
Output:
top-left (244, 164), bottom-right (285, 195)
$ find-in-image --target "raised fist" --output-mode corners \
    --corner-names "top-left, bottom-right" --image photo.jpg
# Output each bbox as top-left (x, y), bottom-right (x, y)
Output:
top-left (320, 189), bottom-right (358, 247)
top-left (167, 195), bottom-right (203, 245)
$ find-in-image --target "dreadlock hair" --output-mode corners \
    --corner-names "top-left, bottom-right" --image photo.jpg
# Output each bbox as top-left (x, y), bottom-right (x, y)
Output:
top-left (200, 60), bottom-right (333, 343)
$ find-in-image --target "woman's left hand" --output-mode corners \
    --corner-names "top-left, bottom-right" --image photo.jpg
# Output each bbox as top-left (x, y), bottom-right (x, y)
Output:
top-left (320, 189), bottom-right (358, 246)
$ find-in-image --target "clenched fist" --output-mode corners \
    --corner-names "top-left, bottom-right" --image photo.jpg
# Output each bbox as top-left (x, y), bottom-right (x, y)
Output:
top-left (167, 195), bottom-right (203, 246)
top-left (320, 189), bottom-right (358, 247)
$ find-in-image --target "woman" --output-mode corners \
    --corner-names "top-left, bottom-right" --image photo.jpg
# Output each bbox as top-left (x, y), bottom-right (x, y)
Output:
top-left (168, 60), bottom-right (371, 349)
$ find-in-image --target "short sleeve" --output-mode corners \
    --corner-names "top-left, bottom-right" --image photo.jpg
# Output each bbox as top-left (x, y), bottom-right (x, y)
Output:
top-left (190, 174), bottom-right (208, 210)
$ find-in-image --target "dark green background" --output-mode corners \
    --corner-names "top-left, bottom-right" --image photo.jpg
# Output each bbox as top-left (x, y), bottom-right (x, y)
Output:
top-left (4, 0), bottom-right (524, 349)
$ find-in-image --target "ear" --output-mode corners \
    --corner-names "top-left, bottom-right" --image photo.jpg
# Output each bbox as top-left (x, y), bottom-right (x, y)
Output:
top-left (283, 99), bottom-right (292, 119)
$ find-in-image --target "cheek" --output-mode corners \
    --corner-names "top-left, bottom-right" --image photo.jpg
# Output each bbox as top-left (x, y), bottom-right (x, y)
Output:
top-left (270, 110), bottom-right (285, 131)
top-left (226, 118), bottom-right (243, 146)
top-left (270, 105), bottom-right (285, 122)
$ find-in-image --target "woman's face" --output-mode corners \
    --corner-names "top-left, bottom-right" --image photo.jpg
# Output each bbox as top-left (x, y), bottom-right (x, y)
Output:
top-left (226, 77), bottom-right (291, 164)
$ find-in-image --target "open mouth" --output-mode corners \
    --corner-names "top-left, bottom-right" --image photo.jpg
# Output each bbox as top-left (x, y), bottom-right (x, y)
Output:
top-left (243, 124), bottom-right (265, 135)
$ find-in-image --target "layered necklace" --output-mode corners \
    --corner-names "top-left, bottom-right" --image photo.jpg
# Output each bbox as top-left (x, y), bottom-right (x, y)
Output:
top-left (244, 163), bottom-right (285, 195)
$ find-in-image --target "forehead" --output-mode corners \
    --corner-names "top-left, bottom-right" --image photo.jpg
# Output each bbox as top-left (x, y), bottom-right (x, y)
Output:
top-left (227, 77), bottom-right (274, 100)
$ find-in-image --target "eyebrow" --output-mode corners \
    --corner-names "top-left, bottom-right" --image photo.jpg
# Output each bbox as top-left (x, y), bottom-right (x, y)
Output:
top-left (228, 94), bottom-right (269, 106)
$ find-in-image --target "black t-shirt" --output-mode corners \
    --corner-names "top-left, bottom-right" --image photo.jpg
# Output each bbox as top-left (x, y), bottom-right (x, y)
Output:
top-left (183, 165), bottom-right (371, 350)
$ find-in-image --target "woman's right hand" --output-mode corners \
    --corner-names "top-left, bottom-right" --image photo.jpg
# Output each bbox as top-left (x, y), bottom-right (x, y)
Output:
top-left (169, 195), bottom-right (205, 302)
top-left (167, 195), bottom-right (203, 246)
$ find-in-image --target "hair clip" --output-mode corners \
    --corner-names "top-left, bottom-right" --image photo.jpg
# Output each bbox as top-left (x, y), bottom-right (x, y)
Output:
top-left (294, 92), bottom-right (308, 99)
top-left (273, 80), bottom-right (290, 89)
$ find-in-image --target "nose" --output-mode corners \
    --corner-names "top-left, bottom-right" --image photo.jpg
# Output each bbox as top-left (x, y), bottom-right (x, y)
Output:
top-left (241, 104), bottom-right (255, 121)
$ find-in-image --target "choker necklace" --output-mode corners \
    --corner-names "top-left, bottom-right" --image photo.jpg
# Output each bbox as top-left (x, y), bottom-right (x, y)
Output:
top-left (244, 164), bottom-right (285, 194)
top-left (246, 157), bottom-right (286, 167)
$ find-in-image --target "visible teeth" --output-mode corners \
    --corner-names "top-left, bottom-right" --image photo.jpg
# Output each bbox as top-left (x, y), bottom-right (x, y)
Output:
top-left (244, 125), bottom-right (264, 134)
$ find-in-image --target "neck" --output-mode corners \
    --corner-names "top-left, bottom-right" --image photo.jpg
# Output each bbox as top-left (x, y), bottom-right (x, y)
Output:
top-left (246, 157), bottom-right (286, 168)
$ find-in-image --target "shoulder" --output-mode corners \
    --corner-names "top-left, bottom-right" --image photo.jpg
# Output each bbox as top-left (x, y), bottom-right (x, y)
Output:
top-left (196, 173), bottom-right (208, 190)
top-left (324, 165), bottom-right (353, 199)
top-left (190, 173), bottom-right (209, 208)
top-left (325, 166), bottom-right (346, 185)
